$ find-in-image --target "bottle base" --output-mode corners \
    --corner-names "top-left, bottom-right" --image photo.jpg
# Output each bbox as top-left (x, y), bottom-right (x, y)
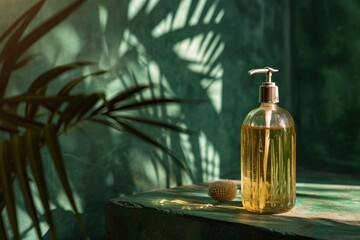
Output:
top-left (242, 202), bottom-right (295, 214)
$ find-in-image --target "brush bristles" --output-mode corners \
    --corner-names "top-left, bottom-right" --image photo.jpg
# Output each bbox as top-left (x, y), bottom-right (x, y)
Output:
top-left (208, 180), bottom-right (237, 203)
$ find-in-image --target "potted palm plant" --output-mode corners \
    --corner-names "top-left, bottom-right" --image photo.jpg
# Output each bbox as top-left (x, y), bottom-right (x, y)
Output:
top-left (0, 0), bottom-right (191, 239)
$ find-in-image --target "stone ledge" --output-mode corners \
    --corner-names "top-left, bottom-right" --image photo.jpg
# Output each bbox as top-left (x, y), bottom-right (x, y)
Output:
top-left (106, 181), bottom-right (360, 240)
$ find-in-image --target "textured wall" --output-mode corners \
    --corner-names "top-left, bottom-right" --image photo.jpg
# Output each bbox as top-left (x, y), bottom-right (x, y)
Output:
top-left (1, 0), bottom-right (358, 239)
top-left (291, 0), bottom-right (360, 174)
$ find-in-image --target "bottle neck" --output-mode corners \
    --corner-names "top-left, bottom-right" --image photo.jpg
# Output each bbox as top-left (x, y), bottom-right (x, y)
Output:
top-left (261, 102), bottom-right (277, 107)
top-left (259, 82), bottom-right (279, 103)
top-left (260, 102), bottom-right (277, 111)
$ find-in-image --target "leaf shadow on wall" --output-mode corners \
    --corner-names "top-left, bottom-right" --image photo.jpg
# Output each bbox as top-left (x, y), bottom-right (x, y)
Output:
top-left (11, 0), bottom-right (290, 238)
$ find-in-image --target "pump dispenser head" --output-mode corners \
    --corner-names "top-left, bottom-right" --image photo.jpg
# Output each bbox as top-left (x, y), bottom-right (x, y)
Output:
top-left (248, 67), bottom-right (279, 103)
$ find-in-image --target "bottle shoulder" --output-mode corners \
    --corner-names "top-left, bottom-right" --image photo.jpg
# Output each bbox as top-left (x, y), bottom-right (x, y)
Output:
top-left (243, 104), bottom-right (295, 128)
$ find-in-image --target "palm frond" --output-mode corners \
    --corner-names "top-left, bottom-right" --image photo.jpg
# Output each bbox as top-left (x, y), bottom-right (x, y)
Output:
top-left (57, 70), bottom-right (108, 96)
top-left (75, 93), bottom-right (105, 121)
top-left (0, 1), bottom-right (196, 239)
top-left (0, 1), bottom-right (91, 239)
top-left (26, 62), bottom-right (94, 94)
top-left (55, 94), bottom-right (92, 131)
top-left (107, 85), bottom-right (148, 107)
top-left (56, 93), bottom-right (104, 131)
top-left (111, 117), bottom-right (192, 177)
top-left (119, 115), bottom-right (194, 134)
top-left (0, 142), bottom-right (19, 240)
top-left (24, 130), bottom-right (56, 240)
top-left (13, 54), bottom-right (38, 71)
top-left (91, 84), bottom-right (149, 115)
top-left (0, 109), bottom-right (44, 130)
top-left (0, 1), bottom-right (43, 44)
top-left (13, 0), bottom-right (85, 62)
top-left (43, 124), bottom-right (87, 238)
top-left (0, 1), bottom-right (44, 63)
top-left (112, 98), bottom-right (183, 111)
top-left (10, 135), bottom-right (42, 239)
top-left (0, 217), bottom-right (6, 240)
top-left (0, 125), bottom-right (18, 134)
top-left (24, 62), bottom-right (94, 119)
top-left (0, 0), bottom-right (85, 98)
top-left (4, 95), bottom-right (76, 104)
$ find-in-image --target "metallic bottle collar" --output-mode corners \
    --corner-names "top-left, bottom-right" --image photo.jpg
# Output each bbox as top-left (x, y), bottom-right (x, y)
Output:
top-left (248, 67), bottom-right (279, 103)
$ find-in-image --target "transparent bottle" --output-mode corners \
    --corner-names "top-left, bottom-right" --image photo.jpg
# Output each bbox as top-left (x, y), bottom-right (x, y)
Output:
top-left (241, 67), bottom-right (296, 214)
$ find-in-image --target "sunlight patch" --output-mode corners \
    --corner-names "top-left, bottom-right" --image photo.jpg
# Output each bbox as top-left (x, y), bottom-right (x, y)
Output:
top-left (128, 0), bottom-right (147, 20)
top-left (173, 30), bottom-right (224, 113)
top-left (200, 77), bottom-right (223, 113)
top-left (98, 4), bottom-right (108, 32)
top-left (215, 9), bottom-right (225, 23)
top-left (152, 12), bottom-right (173, 38)
top-left (203, 1), bottom-right (219, 24)
top-left (172, 0), bottom-right (192, 30)
top-left (146, 0), bottom-right (161, 14)
top-left (199, 131), bottom-right (220, 181)
top-left (189, 0), bottom-right (207, 26)
top-left (57, 190), bottom-right (84, 213)
top-left (38, 23), bottom-right (81, 65)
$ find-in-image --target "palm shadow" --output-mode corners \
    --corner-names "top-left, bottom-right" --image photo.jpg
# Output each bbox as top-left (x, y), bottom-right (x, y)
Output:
top-left (13, 0), bottom-right (293, 239)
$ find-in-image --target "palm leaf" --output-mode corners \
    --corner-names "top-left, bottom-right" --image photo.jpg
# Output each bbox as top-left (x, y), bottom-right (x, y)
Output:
top-left (53, 93), bottom-right (104, 131)
top-left (91, 85), bottom-right (149, 115)
top-left (0, 125), bottom-right (18, 134)
top-left (89, 116), bottom-right (192, 177)
top-left (151, 150), bottom-right (170, 181)
top-left (0, 0), bottom-right (85, 98)
top-left (13, 54), bottom-right (38, 71)
top-left (0, 142), bottom-right (19, 240)
top-left (5, 95), bottom-right (76, 104)
top-left (57, 70), bottom-right (108, 96)
top-left (44, 70), bottom-right (107, 123)
top-left (23, 95), bottom-right (80, 121)
top-left (75, 93), bottom-right (104, 121)
top-left (0, 189), bottom-right (4, 209)
top-left (0, 0), bottom-right (44, 99)
top-left (108, 85), bottom-right (149, 106)
top-left (0, 109), bottom-right (44, 130)
top-left (112, 98), bottom-right (183, 111)
top-left (5, 95), bottom-right (75, 118)
top-left (88, 117), bottom-right (115, 129)
top-left (10, 135), bottom-right (42, 239)
top-left (0, 1), bottom-right (44, 63)
top-left (55, 95), bottom-right (86, 130)
top-left (26, 88), bottom-right (47, 120)
top-left (15, 0), bottom-right (85, 59)
top-left (93, 85), bottom-right (149, 114)
top-left (0, 216), bottom-right (6, 240)
top-left (0, 1), bottom-right (198, 239)
top-left (54, 93), bottom-right (104, 131)
top-left (26, 62), bottom-right (94, 94)
top-left (112, 117), bottom-right (192, 177)
top-left (0, 0), bottom-right (43, 45)
top-left (24, 130), bottom-right (56, 240)
top-left (47, 97), bottom-right (82, 125)
top-left (118, 115), bottom-right (194, 134)
top-left (44, 124), bottom-right (87, 238)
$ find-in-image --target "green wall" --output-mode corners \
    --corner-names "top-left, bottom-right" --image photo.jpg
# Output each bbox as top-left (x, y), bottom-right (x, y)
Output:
top-left (292, 0), bottom-right (360, 174)
top-left (0, 0), bottom-right (358, 239)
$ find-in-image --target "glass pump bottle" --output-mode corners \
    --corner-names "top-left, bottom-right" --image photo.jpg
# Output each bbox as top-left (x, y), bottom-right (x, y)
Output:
top-left (241, 67), bottom-right (296, 213)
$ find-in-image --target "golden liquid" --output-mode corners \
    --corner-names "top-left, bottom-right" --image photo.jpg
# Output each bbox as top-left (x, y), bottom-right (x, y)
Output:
top-left (241, 125), bottom-right (296, 213)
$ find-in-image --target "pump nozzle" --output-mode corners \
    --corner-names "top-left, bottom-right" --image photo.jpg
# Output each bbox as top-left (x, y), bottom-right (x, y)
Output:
top-left (248, 67), bottom-right (278, 83)
top-left (248, 67), bottom-right (279, 103)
